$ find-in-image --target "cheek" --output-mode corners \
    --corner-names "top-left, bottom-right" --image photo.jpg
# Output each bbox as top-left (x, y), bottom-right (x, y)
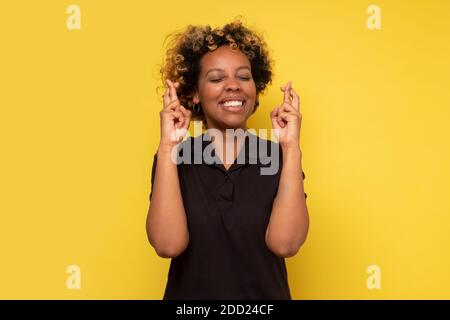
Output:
top-left (244, 81), bottom-right (257, 98)
top-left (202, 84), bottom-right (224, 102)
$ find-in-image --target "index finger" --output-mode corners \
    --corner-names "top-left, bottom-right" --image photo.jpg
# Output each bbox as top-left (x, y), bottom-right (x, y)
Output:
top-left (283, 81), bottom-right (292, 104)
top-left (166, 79), bottom-right (179, 103)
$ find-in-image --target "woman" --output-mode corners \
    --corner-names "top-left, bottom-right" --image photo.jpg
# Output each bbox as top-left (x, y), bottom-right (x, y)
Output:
top-left (146, 19), bottom-right (309, 300)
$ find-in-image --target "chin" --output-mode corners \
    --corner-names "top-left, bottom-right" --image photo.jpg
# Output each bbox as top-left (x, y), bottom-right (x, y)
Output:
top-left (220, 117), bottom-right (248, 129)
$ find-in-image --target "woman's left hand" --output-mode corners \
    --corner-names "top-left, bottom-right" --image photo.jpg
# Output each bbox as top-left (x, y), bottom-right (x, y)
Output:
top-left (270, 81), bottom-right (302, 150)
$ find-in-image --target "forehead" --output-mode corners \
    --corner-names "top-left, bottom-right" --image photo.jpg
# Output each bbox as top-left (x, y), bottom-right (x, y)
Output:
top-left (200, 45), bottom-right (251, 74)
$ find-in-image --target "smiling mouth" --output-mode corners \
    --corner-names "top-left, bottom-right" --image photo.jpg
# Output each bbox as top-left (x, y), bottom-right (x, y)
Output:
top-left (218, 100), bottom-right (246, 109)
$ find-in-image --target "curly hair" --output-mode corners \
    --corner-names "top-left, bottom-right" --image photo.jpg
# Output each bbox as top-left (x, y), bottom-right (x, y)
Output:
top-left (159, 18), bottom-right (275, 128)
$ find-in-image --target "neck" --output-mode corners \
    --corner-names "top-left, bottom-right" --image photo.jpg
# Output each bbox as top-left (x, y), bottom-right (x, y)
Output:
top-left (204, 125), bottom-right (248, 164)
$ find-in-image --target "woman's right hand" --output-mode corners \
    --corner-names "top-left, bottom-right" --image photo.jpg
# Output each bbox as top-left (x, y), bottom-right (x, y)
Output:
top-left (159, 79), bottom-right (192, 150)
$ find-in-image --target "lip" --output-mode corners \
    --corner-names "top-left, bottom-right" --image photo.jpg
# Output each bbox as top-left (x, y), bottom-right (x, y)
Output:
top-left (218, 96), bottom-right (246, 104)
top-left (219, 100), bottom-right (246, 113)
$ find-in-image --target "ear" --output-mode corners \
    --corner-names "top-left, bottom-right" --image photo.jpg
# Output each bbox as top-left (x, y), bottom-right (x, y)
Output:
top-left (193, 94), bottom-right (200, 104)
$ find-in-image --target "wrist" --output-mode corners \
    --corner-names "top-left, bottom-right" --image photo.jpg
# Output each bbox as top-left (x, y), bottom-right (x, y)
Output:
top-left (281, 144), bottom-right (302, 155)
top-left (282, 145), bottom-right (302, 162)
top-left (157, 142), bottom-right (176, 155)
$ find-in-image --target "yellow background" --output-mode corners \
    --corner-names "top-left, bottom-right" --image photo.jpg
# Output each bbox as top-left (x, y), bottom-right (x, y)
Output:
top-left (1, 0), bottom-right (449, 299)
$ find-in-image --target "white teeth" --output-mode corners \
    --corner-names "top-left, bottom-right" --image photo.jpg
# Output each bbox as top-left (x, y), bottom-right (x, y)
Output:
top-left (221, 100), bottom-right (243, 107)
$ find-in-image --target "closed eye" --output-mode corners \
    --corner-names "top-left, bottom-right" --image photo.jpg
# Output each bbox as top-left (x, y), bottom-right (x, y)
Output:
top-left (210, 77), bottom-right (251, 83)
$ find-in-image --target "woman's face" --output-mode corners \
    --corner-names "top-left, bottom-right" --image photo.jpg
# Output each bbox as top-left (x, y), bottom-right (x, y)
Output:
top-left (194, 45), bottom-right (257, 132)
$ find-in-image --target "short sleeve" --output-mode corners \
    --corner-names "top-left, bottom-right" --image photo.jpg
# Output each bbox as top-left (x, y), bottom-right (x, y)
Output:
top-left (149, 153), bottom-right (157, 201)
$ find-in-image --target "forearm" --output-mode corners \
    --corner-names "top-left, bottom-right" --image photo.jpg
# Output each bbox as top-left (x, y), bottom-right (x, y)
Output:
top-left (146, 144), bottom-right (189, 258)
top-left (266, 146), bottom-right (309, 257)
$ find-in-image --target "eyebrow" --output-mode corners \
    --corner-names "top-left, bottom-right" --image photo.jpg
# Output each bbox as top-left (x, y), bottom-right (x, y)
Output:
top-left (205, 66), bottom-right (251, 76)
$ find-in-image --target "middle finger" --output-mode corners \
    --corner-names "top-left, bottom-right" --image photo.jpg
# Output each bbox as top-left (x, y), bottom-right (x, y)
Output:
top-left (280, 102), bottom-right (298, 114)
top-left (163, 87), bottom-right (171, 108)
top-left (290, 86), bottom-right (300, 111)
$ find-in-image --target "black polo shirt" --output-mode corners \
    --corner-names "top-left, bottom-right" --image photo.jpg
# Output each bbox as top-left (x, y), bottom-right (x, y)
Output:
top-left (149, 130), bottom-right (307, 300)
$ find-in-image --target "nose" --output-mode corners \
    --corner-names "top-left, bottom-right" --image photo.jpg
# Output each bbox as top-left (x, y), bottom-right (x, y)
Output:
top-left (225, 78), bottom-right (240, 91)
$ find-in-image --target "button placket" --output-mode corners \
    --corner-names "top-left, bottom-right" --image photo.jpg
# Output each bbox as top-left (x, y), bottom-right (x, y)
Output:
top-left (216, 173), bottom-right (236, 232)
